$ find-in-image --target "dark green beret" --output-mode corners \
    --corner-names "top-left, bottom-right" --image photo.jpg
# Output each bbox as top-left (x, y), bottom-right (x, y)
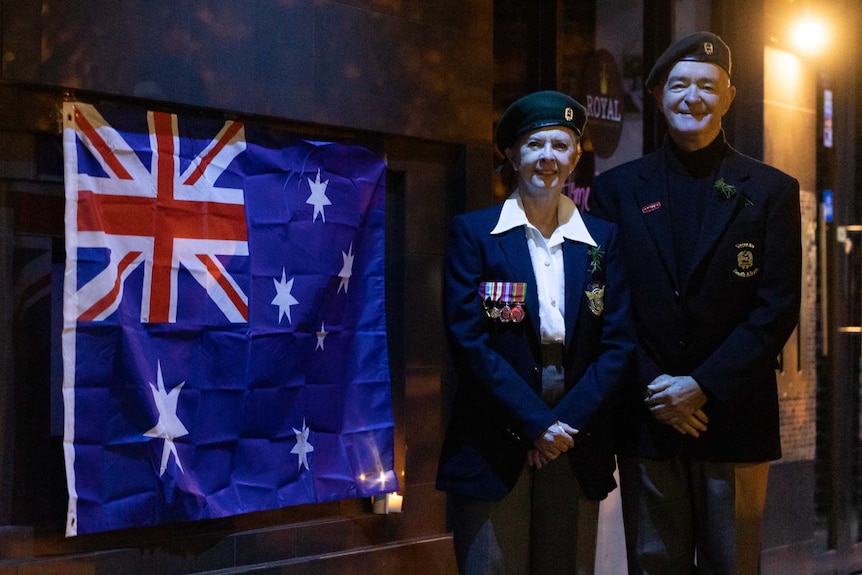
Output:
top-left (645, 31), bottom-right (732, 90)
top-left (495, 90), bottom-right (587, 153)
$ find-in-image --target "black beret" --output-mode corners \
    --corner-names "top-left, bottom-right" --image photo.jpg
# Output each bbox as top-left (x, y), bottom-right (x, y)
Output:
top-left (645, 31), bottom-right (732, 90)
top-left (495, 90), bottom-right (587, 153)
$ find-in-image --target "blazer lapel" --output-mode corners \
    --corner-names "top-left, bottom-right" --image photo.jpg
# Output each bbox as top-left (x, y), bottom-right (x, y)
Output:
top-left (497, 229), bottom-right (541, 342)
top-left (688, 155), bottom-right (750, 283)
top-left (634, 153), bottom-right (680, 290)
top-left (563, 240), bottom-right (588, 350)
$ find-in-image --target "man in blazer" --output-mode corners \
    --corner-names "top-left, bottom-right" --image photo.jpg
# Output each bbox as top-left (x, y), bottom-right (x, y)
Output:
top-left (591, 32), bottom-right (801, 575)
top-left (436, 91), bottom-right (634, 574)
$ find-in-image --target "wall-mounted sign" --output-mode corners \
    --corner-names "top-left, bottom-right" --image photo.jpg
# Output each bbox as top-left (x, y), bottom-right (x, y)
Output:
top-left (823, 89), bottom-right (833, 148)
top-left (582, 49), bottom-right (624, 159)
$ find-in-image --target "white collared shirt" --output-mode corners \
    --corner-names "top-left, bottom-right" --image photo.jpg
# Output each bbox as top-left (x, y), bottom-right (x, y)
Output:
top-left (491, 190), bottom-right (597, 344)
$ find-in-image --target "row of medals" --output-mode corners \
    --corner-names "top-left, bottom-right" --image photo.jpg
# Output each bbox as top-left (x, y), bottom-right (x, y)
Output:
top-left (483, 300), bottom-right (525, 323)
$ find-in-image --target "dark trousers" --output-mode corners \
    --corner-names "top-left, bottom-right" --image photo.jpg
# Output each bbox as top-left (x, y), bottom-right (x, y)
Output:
top-left (618, 455), bottom-right (769, 575)
top-left (449, 365), bottom-right (600, 575)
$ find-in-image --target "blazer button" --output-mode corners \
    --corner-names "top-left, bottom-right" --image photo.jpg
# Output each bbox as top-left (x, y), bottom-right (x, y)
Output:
top-left (673, 290), bottom-right (681, 301)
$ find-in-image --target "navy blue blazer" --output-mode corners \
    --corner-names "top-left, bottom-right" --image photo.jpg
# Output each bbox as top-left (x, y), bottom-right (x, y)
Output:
top-left (591, 141), bottom-right (801, 462)
top-left (435, 201), bottom-right (634, 501)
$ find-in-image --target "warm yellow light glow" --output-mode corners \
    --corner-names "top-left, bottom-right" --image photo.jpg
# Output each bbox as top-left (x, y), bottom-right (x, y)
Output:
top-left (789, 15), bottom-right (829, 56)
top-left (767, 47), bottom-right (804, 94)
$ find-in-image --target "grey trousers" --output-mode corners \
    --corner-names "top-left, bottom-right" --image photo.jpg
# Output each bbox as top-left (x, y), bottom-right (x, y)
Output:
top-left (449, 365), bottom-right (600, 575)
top-left (618, 455), bottom-right (769, 575)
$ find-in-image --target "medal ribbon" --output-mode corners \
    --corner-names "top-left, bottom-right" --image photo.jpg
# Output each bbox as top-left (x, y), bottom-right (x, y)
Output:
top-left (478, 282), bottom-right (527, 303)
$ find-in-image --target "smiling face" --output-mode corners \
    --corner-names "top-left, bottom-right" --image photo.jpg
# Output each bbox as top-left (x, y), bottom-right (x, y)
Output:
top-left (505, 127), bottom-right (581, 197)
top-left (654, 60), bottom-right (736, 151)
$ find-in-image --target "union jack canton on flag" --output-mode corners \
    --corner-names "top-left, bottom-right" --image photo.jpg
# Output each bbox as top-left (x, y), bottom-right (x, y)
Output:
top-left (61, 101), bottom-right (396, 536)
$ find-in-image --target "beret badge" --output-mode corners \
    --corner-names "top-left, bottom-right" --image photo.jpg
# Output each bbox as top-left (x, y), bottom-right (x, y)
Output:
top-left (704, 41), bottom-right (714, 55)
top-left (565, 107), bottom-right (574, 121)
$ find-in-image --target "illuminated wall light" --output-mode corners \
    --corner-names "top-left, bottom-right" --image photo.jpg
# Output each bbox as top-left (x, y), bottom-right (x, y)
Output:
top-left (789, 15), bottom-right (829, 56)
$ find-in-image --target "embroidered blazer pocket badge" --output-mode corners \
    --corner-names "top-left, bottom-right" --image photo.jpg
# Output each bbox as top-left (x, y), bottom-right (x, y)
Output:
top-left (733, 242), bottom-right (760, 278)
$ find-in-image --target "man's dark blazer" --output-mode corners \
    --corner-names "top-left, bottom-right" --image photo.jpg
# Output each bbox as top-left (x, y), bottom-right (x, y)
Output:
top-left (591, 140), bottom-right (801, 462)
top-left (435, 200), bottom-right (634, 501)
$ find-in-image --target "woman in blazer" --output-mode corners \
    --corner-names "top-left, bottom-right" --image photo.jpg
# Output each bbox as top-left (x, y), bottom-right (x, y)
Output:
top-left (436, 90), bottom-right (634, 575)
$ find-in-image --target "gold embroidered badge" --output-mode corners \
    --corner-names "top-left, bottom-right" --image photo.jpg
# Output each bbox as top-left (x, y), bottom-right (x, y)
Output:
top-left (585, 283), bottom-right (605, 316)
top-left (733, 242), bottom-right (760, 278)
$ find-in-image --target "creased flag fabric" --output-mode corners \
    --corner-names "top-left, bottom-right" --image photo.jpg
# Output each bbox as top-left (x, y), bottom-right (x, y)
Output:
top-left (61, 101), bottom-right (396, 536)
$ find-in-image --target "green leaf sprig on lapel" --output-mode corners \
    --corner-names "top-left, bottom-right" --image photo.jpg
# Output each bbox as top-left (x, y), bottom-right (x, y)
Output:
top-left (714, 177), bottom-right (754, 207)
top-left (714, 177), bottom-right (736, 200)
top-left (588, 245), bottom-right (604, 274)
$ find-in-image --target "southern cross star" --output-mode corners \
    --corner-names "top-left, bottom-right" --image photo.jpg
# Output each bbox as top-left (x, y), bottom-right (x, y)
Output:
top-left (306, 168), bottom-right (331, 223)
top-left (291, 419), bottom-right (314, 471)
top-left (144, 361), bottom-right (189, 476)
top-left (316, 322), bottom-right (328, 350)
top-left (338, 242), bottom-right (354, 294)
top-left (272, 268), bottom-right (299, 324)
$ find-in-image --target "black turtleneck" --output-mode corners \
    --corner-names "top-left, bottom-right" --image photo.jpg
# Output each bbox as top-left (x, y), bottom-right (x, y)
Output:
top-left (664, 132), bottom-right (728, 280)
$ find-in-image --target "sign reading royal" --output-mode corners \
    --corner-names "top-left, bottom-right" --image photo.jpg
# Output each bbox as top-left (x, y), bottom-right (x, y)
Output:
top-left (583, 49), bottom-right (625, 159)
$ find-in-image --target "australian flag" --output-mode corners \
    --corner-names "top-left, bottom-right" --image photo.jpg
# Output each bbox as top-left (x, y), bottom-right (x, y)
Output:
top-left (61, 101), bottom-right (396, 536)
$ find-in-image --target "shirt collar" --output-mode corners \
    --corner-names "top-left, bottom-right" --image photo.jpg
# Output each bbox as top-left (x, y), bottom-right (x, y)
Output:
top-left (490, 190), bottom-right (597, 247)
